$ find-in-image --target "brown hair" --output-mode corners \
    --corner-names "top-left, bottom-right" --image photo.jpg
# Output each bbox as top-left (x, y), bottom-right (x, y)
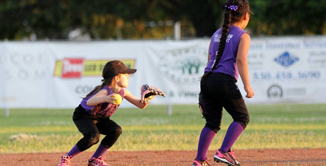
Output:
top-left (85, 75), bottom-right (116, 98)
top-left (85, 60), bottom-right (136, 97)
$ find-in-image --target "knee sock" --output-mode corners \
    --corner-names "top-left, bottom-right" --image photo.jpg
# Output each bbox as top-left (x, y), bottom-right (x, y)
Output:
top-left (66, 145), bottom-right (81, 158)
top-left (195, 127), bottom-right (216, 161)
top-left (92, 144), bottom-right (109, 159)
top-left (220, 122), bottom-right (244, 152)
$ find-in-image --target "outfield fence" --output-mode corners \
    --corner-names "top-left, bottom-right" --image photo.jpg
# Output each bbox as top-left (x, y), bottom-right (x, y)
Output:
top-left (0, 37), bottom-right (326, 112)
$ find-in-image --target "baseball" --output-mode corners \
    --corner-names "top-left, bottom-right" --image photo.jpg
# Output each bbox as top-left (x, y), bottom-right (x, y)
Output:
top-left (112, 94), bottom-right (122, 105)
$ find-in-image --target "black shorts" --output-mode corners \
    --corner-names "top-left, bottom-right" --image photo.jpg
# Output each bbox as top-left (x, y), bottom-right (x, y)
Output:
top-left (199, 73), bottom-right (249, 132)
top-left (73, 105), bottom-right (122, 150)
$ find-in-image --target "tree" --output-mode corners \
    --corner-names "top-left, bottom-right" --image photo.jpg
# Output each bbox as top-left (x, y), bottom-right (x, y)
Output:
top-left (1, 0), bottom-right (326, 40)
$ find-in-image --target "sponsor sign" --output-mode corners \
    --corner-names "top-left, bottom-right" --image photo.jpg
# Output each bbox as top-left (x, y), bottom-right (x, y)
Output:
top-left (54, 59), bottom-right (136, 78)
top-left (1, 38), bottom-right (326, 108)
top-left (243, 37), bottom-right (326, 104)
top-left (157, 47), bottom-right (207, 84)
top-left (274, 52), bottom-right (299, 68)
top-left (61, 58), bottom-right (84, 78)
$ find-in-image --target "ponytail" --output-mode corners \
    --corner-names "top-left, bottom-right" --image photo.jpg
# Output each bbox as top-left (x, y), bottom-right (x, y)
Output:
top-left (85, 76), bottom-right (114, 98)
top-left (85, 85), bottom-right (102, 98)
top-left (202, 10), bottom-right (232, 80)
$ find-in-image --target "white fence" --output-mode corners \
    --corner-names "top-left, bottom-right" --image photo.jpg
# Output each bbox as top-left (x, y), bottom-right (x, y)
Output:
top-left (1, 37), bottom-right (326, 109)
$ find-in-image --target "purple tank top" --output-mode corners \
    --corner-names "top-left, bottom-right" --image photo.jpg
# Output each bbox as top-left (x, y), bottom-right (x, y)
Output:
top-left (204, 26), bottom-right (247, 81)
top-left (80, 86), bottom-right (124, 118)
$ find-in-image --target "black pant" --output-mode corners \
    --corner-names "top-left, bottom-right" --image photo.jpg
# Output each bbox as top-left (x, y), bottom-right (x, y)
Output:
top-left (73, 105), bottom-right (122, 151)
top-left (200, 73), bottom-right (249, 132)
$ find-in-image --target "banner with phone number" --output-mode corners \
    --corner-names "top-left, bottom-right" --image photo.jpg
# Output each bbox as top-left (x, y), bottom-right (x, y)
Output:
top-left (0, 37), bottom-right (326, 109)
top-left (243, 36), bottom-right (326, 104)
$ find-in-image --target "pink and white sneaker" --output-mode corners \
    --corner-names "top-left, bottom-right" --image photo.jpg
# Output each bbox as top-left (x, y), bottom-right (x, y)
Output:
top-left (88, 156), bottom-right (110, 166)
top-left (192, 158), bottom-right (211, 166)
top-left (214, 149), bottom-right (240, 166)
top-left (58, 155), bottom-right (72, 166)
top-left (228, 150), bottom-right (241, 165)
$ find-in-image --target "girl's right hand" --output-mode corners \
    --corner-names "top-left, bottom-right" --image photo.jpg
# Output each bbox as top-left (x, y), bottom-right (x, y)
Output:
top-left (245, 85), bottom-right (254, 98)
top-left (107, 94), bottom-right (117, 104)
top-left (87, 89), bottom-right (111, 106)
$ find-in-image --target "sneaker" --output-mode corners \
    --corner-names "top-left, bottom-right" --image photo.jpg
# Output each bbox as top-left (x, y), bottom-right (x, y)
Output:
top-left (192, 159), bottom-right (211, 166)
top-left (228, 150), bottom-right (241, 165)
top-left (214, 149), bottom-right (240, 166)
top-left (58, 155), bottom-right (72, 166)
top-left (88, 156), bottom-right (110, 166)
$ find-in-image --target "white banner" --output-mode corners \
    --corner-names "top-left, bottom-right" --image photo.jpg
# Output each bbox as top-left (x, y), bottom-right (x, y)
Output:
top-left (244, 37), bottom-right (326, 104)
top-left (0, 37), bottom-right (325, 108)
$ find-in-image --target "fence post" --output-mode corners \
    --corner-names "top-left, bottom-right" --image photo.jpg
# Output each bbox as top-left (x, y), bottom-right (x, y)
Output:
top-left (167, 102), bottom-right (172, 116)
top-left (5, 107), bottom-right (9, 117)
top-left (174, 21), bottom-right (181, 40)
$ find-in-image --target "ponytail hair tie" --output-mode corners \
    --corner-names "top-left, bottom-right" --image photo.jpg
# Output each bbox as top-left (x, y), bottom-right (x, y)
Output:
top-left (222, 2), bottom-right (238, 11)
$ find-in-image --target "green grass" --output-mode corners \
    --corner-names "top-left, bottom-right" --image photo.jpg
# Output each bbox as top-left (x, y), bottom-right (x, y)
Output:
top-left (0, 104), bottom-right (325, 154)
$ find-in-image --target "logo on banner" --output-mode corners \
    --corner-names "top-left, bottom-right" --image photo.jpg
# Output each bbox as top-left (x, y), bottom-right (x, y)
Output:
top-left (267, 84), bottom-right (283, 98)
top-left (54, 58), bottom-right (136, 78)
top-left (62, 58), bottom-right (84, 78)
top-left (157, 47), bottom-right (207, 84)
top-left (267, 84), bottom-right (307, 98)
top-left (274, 52), bottom-right (299, 68)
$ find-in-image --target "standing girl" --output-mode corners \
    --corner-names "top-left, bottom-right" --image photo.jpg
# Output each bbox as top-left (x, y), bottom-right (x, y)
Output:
top-left (58, 60), bottom-right (151, 166)
top-left (193, 0), bottom-right (254, 166)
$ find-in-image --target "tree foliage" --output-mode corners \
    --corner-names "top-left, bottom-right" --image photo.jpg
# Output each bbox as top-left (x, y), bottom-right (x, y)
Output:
top-left (0, 0), bottom-right (326, 40)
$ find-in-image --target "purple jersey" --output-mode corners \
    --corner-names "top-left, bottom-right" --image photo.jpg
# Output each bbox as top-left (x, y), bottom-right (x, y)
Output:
top-left (80, 86), bottom-right (124, 118)
top-left (204, 26), bottom-right (247, 81)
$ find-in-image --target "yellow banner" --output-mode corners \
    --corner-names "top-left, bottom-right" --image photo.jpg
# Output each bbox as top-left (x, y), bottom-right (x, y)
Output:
top-left (53, 59), bottom-right (136, 77)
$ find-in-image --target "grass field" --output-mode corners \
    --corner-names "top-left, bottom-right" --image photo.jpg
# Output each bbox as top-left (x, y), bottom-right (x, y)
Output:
top-left (0, 104), bottom-right (325, 154)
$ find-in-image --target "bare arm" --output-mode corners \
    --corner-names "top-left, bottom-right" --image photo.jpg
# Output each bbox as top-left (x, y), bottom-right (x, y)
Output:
top-left (237, 33), bottom-right (254, 98)
top-left (124, 88), bottom-right (148, 109)
top-left (86, 89), bottom-right (116, 106)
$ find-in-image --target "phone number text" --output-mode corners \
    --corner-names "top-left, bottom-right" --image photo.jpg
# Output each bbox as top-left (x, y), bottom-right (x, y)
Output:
top-left (252, 71), bottom-right (321, 82)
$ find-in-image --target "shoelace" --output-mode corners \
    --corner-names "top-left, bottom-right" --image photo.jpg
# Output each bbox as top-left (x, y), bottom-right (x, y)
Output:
top-left (202, 160), bottom-right (211, 166)
top-left (61, 156), bottom-right (70, 163)
top-left (193, 159), bottom-right (210, 166)
top-left (98, 159), bottom-right (104, 164)
top-left (95, 157), bottom-right (105, 164)
top-left (228, 151), bottom-right (240, 165)
top-left (228, 151), bottom-right (236, 160)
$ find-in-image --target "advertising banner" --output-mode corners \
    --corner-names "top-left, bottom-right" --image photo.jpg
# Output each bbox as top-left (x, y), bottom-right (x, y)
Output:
top-left (244, 37), bottom-right (326, 104)
top-left (0, 37), bottom-right (325, 109)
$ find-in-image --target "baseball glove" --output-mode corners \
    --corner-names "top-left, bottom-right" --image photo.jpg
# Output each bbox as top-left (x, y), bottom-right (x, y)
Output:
top-left (141, 84), bottom-right (166, 103)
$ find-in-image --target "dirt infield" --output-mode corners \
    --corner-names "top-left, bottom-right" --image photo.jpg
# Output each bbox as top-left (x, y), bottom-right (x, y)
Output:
top-left (1, 149), bottom-right (326, 166)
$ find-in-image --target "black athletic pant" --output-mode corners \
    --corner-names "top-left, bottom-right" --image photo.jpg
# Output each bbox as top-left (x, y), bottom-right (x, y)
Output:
top-left (200, 73), bottom-right (250, 133)
top-left (72, 105), bottom-right (122, 151)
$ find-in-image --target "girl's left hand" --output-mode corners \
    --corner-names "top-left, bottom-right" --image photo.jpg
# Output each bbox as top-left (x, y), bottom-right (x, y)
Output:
top-left (245, 85), bottom-right (254, 98)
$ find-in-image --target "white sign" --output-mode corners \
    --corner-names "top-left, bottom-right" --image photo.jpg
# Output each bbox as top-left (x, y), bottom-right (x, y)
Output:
top-left (243, 37), bottom-right (326, 104)
top-left (0, 37), bottom-right (325, 109)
